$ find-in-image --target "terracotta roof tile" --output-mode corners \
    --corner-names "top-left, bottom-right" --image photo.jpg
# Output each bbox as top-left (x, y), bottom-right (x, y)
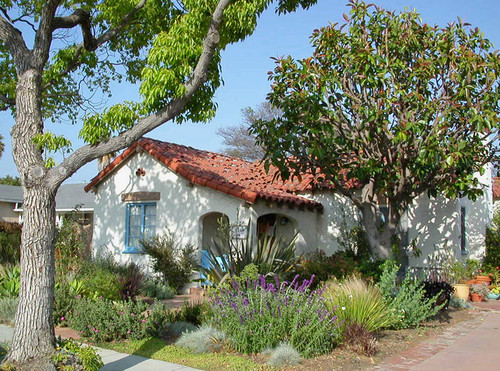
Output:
top-left (85, 138), bottom-right (324, 210)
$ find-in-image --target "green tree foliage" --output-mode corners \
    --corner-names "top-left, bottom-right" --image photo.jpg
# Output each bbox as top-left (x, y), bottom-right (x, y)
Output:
top-left (251, 1), bottom-right (500, 257)
top-left (0, 0), bottom-right (319, 364)
top-left (0, 176), bottom-right (21, 186)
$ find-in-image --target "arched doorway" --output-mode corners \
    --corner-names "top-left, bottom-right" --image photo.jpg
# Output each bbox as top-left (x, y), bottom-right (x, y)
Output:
top-left (257, 213), bottom-right (297, 241)
top-left (201, 212), bottom-right (229, 251)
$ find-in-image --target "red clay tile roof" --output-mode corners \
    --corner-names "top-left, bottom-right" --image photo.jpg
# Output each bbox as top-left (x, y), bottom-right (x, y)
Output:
top-left (494, 177), bottom-right (500, 200)
top-left (85, 138), bottom-right (324, 211)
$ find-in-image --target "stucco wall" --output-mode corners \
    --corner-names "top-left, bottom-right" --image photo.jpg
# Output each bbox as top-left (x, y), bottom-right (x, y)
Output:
top-left (406, 168), bottom-right (492, 269)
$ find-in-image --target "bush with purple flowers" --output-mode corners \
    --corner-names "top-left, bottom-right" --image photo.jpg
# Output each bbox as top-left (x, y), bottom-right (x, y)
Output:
top-left (208, 275), bottom-right (341, 357)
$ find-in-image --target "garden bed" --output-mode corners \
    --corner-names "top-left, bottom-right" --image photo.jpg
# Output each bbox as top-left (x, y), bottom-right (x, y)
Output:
top-left (284, 308), bottom-right (473, 370)
top-left (98, 308), bottom-right (473, 370)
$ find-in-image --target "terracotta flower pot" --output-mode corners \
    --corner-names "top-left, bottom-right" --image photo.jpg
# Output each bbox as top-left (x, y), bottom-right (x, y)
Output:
top-left (452, 284), bottom-right (470, 300)
top-left (470, 293), bottom-right (483, 302)
top-left (475, 275), bottom-right (492, 285)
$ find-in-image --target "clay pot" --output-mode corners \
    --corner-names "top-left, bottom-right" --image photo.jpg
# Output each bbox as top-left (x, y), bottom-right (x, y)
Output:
top-left (470, 293), bottom-right (483, 302)
top-left (475, 275), bottom-right (492, 285)
top-left (452, 284), bottom-right (470, 300)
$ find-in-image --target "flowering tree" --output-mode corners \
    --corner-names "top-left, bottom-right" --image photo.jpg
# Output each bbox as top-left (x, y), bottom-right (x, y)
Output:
top-left (0, 0), bottom-right (317, 367)
top-left (251, 1), bottom-right (500, 258)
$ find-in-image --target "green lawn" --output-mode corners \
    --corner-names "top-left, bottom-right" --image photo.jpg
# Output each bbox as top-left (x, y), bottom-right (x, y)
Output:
top-left (97, 337), bottom-right (269, 370)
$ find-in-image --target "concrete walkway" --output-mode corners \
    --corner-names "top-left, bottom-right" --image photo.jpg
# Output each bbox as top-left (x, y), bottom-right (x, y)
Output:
top-left (373, 301), bottom-right (500, 371)
top-left (0, 324), bottom-right (200, 371)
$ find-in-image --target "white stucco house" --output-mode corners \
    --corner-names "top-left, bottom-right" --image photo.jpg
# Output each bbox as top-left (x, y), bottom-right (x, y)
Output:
top-left (85, 137), bottom-right (493, 273)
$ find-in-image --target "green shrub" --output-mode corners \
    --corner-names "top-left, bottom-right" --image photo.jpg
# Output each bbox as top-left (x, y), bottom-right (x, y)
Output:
top-left (0, 342), bottom-right (8, 364)
top-left (288, 250), bottom-right (385, 289)
top-left (266, 342), bottom-right (302, 367)
top-left (379, 261), bottom-right (442, 329)
top-left (141, 279), bottom-right (175, 300)
top-left (140, 234), bottom-right (197, 293)
top-left (0, 222), bottom-right (21, 266)
top-left (55, 217), bottom-right (87, 273)
top-left (0, 266), bottom-right (20, 298)
top-left (76, 262), bottom-right (121, 301)
top-left (323, 276), bottom-right (393, 333)
top-left (53, 337), bottom-right (103, 371)
top-left (484, 217), bottom-right (500, 270)
top-left (0, 297), bottom-right (17, 325)
top-left (175, 325), bottom-right (225, 353)
top-left (208, 275), bottom-right (340, 357)
top-left (53, 278), bottom-right (85, 326)
top-left (69, 297), bottom-right (151, 342)
top-left (174, 303), bottom-right (208, 326)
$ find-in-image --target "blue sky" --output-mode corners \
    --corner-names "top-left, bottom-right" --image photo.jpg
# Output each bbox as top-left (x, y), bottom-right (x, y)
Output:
top-left (1, 0), bottom-right (499, 183)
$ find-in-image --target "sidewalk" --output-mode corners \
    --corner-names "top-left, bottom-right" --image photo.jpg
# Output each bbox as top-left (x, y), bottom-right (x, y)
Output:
top-left (0, 324), bottom-right (200, 371)
top-left (372, 300), bottom-right (500, 371)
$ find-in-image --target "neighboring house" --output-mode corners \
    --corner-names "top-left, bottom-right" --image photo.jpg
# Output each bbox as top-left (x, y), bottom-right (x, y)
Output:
top-left (0, 182), bottom-right (95, 228)
top-left (0, 184), bottom-right (23, 223)
top-left (85, 138), bottom-right (493, 274)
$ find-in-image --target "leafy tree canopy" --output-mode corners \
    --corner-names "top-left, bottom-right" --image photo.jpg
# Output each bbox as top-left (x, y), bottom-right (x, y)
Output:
top-left (0, 0), bottom-right (317, 161)
top-left (251, 0), bottom-right (500, 257)
top-left (0, 175), bottom-right (21, 185)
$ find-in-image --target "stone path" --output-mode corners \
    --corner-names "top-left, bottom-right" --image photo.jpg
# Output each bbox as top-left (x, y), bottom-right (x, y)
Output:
top-left (371, 300), bottom-right (500, 371)
top-left (0, 324), bottom-right (200, 371)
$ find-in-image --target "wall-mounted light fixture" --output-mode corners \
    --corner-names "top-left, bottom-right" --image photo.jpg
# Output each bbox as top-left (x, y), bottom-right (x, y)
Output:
top-left (135, 168), bottom-right (146, 176)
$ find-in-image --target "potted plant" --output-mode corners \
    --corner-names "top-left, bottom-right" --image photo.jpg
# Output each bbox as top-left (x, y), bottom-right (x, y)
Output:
top-left (487, 285), bottom-right (500, 300)
top-left (470, 283), bottom-right (490, 302)
top-left (443, 259), bottom-right (477, 300)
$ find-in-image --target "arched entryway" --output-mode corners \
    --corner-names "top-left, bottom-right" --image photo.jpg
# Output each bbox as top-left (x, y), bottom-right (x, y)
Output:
top-left (257, 213), bottom-right (297, 241)
top-left (201, 212), bottom-right (229, 250)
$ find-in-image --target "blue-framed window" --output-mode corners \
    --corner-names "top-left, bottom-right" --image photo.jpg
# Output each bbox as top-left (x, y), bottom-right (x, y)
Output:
top-left (125, 202), bottom-right (156, 253)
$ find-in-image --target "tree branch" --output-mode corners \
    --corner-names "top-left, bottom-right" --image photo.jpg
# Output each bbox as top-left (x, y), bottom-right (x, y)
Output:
top-left (0, 93), bottom-right (15, 107)
top-left (47, 0), bottom-right (231, 187)
top-left (52, 9), bottom-right (96, 50)
top-left (0, 15), bottom-right (31, 72)
top-left (32, 0), bottom-right (60, 70)
top-left (43, 0), bottom-right (148, 92)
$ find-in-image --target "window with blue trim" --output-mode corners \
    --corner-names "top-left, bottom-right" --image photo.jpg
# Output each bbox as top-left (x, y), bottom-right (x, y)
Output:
top-left (125, 203), bottom-right (156, 253)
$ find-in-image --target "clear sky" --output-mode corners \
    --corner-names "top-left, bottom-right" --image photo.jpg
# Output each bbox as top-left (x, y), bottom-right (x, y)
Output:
top-left (1, 0), bottom-right (499, 183)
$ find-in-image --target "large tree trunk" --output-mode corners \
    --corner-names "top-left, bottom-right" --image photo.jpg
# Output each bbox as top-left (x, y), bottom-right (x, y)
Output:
top-left (5, 68), bottom-right (58, 368)
top-left (6, 189), bottom-right (57, 367)
top-left (359, 203), bottom-right (400, 259)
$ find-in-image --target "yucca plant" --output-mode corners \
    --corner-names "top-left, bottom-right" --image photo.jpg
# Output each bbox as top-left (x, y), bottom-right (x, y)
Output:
top-left (323, 275), bottom-right (393, 333)
top-left (201, 220), bottom-right (300, 284)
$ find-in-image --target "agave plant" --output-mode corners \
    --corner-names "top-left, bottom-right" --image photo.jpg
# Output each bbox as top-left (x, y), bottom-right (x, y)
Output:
top-left (0, 265), bottom-right (21, 298)
top-left (201, 220), bottom-right (300, 284)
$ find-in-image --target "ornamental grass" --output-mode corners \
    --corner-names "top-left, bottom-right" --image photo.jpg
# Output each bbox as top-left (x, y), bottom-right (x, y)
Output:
top-left (323, 275), bottom-right (393, 333)
top-left (208, 275), bottom-right (341, 358)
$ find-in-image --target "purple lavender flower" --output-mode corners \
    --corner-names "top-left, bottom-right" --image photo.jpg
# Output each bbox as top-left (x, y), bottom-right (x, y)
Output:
top-left (260, 275), bottom-right (266, 288)
top-left (232, 278), bottom-right (240, 291)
